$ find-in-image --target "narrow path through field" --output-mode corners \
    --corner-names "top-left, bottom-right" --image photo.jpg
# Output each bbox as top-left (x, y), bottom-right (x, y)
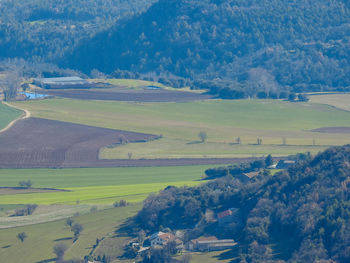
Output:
top-left (0, 102), bottom-right (31, 134)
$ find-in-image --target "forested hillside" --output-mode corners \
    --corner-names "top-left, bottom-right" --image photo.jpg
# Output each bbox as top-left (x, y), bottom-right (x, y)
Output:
top-left (134, 146), bottom-right (350, 262)
top-left (0, 0), bottom-right (155, 61)
top-left (65, 0), bottom-right (350, 94)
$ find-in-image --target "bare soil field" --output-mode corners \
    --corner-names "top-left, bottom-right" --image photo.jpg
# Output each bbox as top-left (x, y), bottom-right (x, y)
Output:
top-left (0, 117), bottom-right (258, 168)
top-left (40, 88), bottom-right (213, 102)
top-left (311, 127), bottom-right (350, 133)
top-left (0, 117), bottom-right (157, 168)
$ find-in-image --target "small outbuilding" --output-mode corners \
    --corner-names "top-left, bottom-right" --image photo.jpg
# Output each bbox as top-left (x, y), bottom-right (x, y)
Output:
top-left (217, 208), bottom-right (240, 226)
top-left (276, 160), bottom-right (295, 169)
top-left (186, 236), bottom-right (236, 252)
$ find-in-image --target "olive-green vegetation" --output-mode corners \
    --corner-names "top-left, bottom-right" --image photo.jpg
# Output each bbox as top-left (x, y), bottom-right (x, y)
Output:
top-left (0, 166), bottom-right (209, 205)
top-left (11, 98), bottom-right (350, 158)
top-left (0, 102), bottom-right (23, 130)
top-left (0, 205), bottom-right (140, 263)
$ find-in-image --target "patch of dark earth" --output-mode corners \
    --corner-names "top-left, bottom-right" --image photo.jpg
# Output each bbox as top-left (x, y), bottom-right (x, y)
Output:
top-left (311, 127), bottom-right (350, 133)
top-left (40, 88), bottom-right (213, 102)
top-left (0, 117), bottom-right (157, 168)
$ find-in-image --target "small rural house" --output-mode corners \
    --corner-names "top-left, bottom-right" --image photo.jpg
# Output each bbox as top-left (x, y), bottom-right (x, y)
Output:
top-left (217, 208), bottom-right (240, 225)
top-left (150, 232), bottom-right (178, 247)
top-left (186, 236), bottom-right (236, 252)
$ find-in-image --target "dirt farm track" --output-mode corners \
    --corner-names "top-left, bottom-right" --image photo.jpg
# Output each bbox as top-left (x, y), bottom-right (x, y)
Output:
top-left (0, 117), bottom-right (261, 168)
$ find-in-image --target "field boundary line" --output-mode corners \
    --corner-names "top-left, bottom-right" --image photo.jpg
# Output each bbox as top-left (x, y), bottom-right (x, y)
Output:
top-left (0, 102), bottom-right (31, 134)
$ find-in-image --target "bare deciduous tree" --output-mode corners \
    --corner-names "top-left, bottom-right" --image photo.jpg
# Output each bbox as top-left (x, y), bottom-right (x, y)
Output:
top-left (2, 71), bottom-right (21, 101)
top-left (71, 223), bottom-right (84, 241)
top-left (198, 131), bottom-right (207, 143)
top-left (282, 137), bottom-right (287, 145)
top-left (53, 243), bottom-right (68, 262)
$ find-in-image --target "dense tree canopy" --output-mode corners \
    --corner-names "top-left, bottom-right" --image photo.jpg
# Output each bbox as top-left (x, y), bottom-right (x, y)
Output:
top-left (0, 0), bottom-right (155, 61)
top-left (135, 145), bottom-right (350, 262)
top-left (2, 0), bottom-right (350, 96)
top-left (65, 0), bottom-right (350, 94)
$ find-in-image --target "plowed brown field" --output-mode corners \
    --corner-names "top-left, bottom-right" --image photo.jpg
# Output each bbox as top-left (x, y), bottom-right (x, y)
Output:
top-left (41, 88), bottom-right (212, 102)
top-left (0, 117), bottom-right (261, 168)
top-left (0, 117), bottom-right (157, 168)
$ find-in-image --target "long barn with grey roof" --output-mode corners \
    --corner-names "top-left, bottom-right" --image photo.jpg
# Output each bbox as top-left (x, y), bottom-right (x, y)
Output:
top-left (33, 76), bottom-right (93, 89)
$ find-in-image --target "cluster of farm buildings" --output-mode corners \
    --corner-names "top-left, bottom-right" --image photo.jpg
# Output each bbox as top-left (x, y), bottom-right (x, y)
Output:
top-left (129, 208), bottom-right (239, 258)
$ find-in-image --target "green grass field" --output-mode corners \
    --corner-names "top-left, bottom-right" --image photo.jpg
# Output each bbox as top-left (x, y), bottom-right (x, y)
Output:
top-left (0, 102), bottom-right (23, 130)
top-left (90, 78), bottom-right (197, 92)
top-left (11, 98), bottom-right (350, 158)
top-left (92, 78), bottom-right (170, 89)
top-left (0, 165), bottom-right (210, 205)
top-left (0, 205), bottom-right (140, 263)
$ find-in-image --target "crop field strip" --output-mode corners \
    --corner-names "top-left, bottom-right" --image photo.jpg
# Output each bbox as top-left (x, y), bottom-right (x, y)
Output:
top-left (0, 103), bottom-right (273, 168)
top-left (0, 117), bottom-right (158, 168)
top-left (0, 165), bottom-right (212, 207)
top-left (40, 87), bottom-right (213, 102)
top-left (11, 98), bottom-right (350, 159)
top-left (0, 116), bottom-right (262, 168)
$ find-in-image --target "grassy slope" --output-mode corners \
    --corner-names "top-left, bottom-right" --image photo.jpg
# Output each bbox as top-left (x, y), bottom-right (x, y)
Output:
top-left (0, 205), bottom-right (140, 263)
top-left (309, 93), bottom-right (350, 111)
top-left (0, 102), bottom-right (23, 130)
top-left (0, 166), bottom-right (210, 205)
top-left (93, 78), bottom-right (170, 89)
top-left (11, 99), bottom-right (350, 158)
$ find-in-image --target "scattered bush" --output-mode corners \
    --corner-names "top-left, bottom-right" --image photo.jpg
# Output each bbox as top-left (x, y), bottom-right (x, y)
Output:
top-left (12, 204), bottom-right (38, 216)
top-left (17, 232), bottom-right (27, 242)
top-left (18, 180), bottom-right (32, 188)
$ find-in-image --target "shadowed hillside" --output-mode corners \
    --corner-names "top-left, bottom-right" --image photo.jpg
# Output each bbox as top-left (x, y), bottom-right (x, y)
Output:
top-left (132, 145), bottom-right (350, 262)
top-left (65, 0), bottom-right (350, 93)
